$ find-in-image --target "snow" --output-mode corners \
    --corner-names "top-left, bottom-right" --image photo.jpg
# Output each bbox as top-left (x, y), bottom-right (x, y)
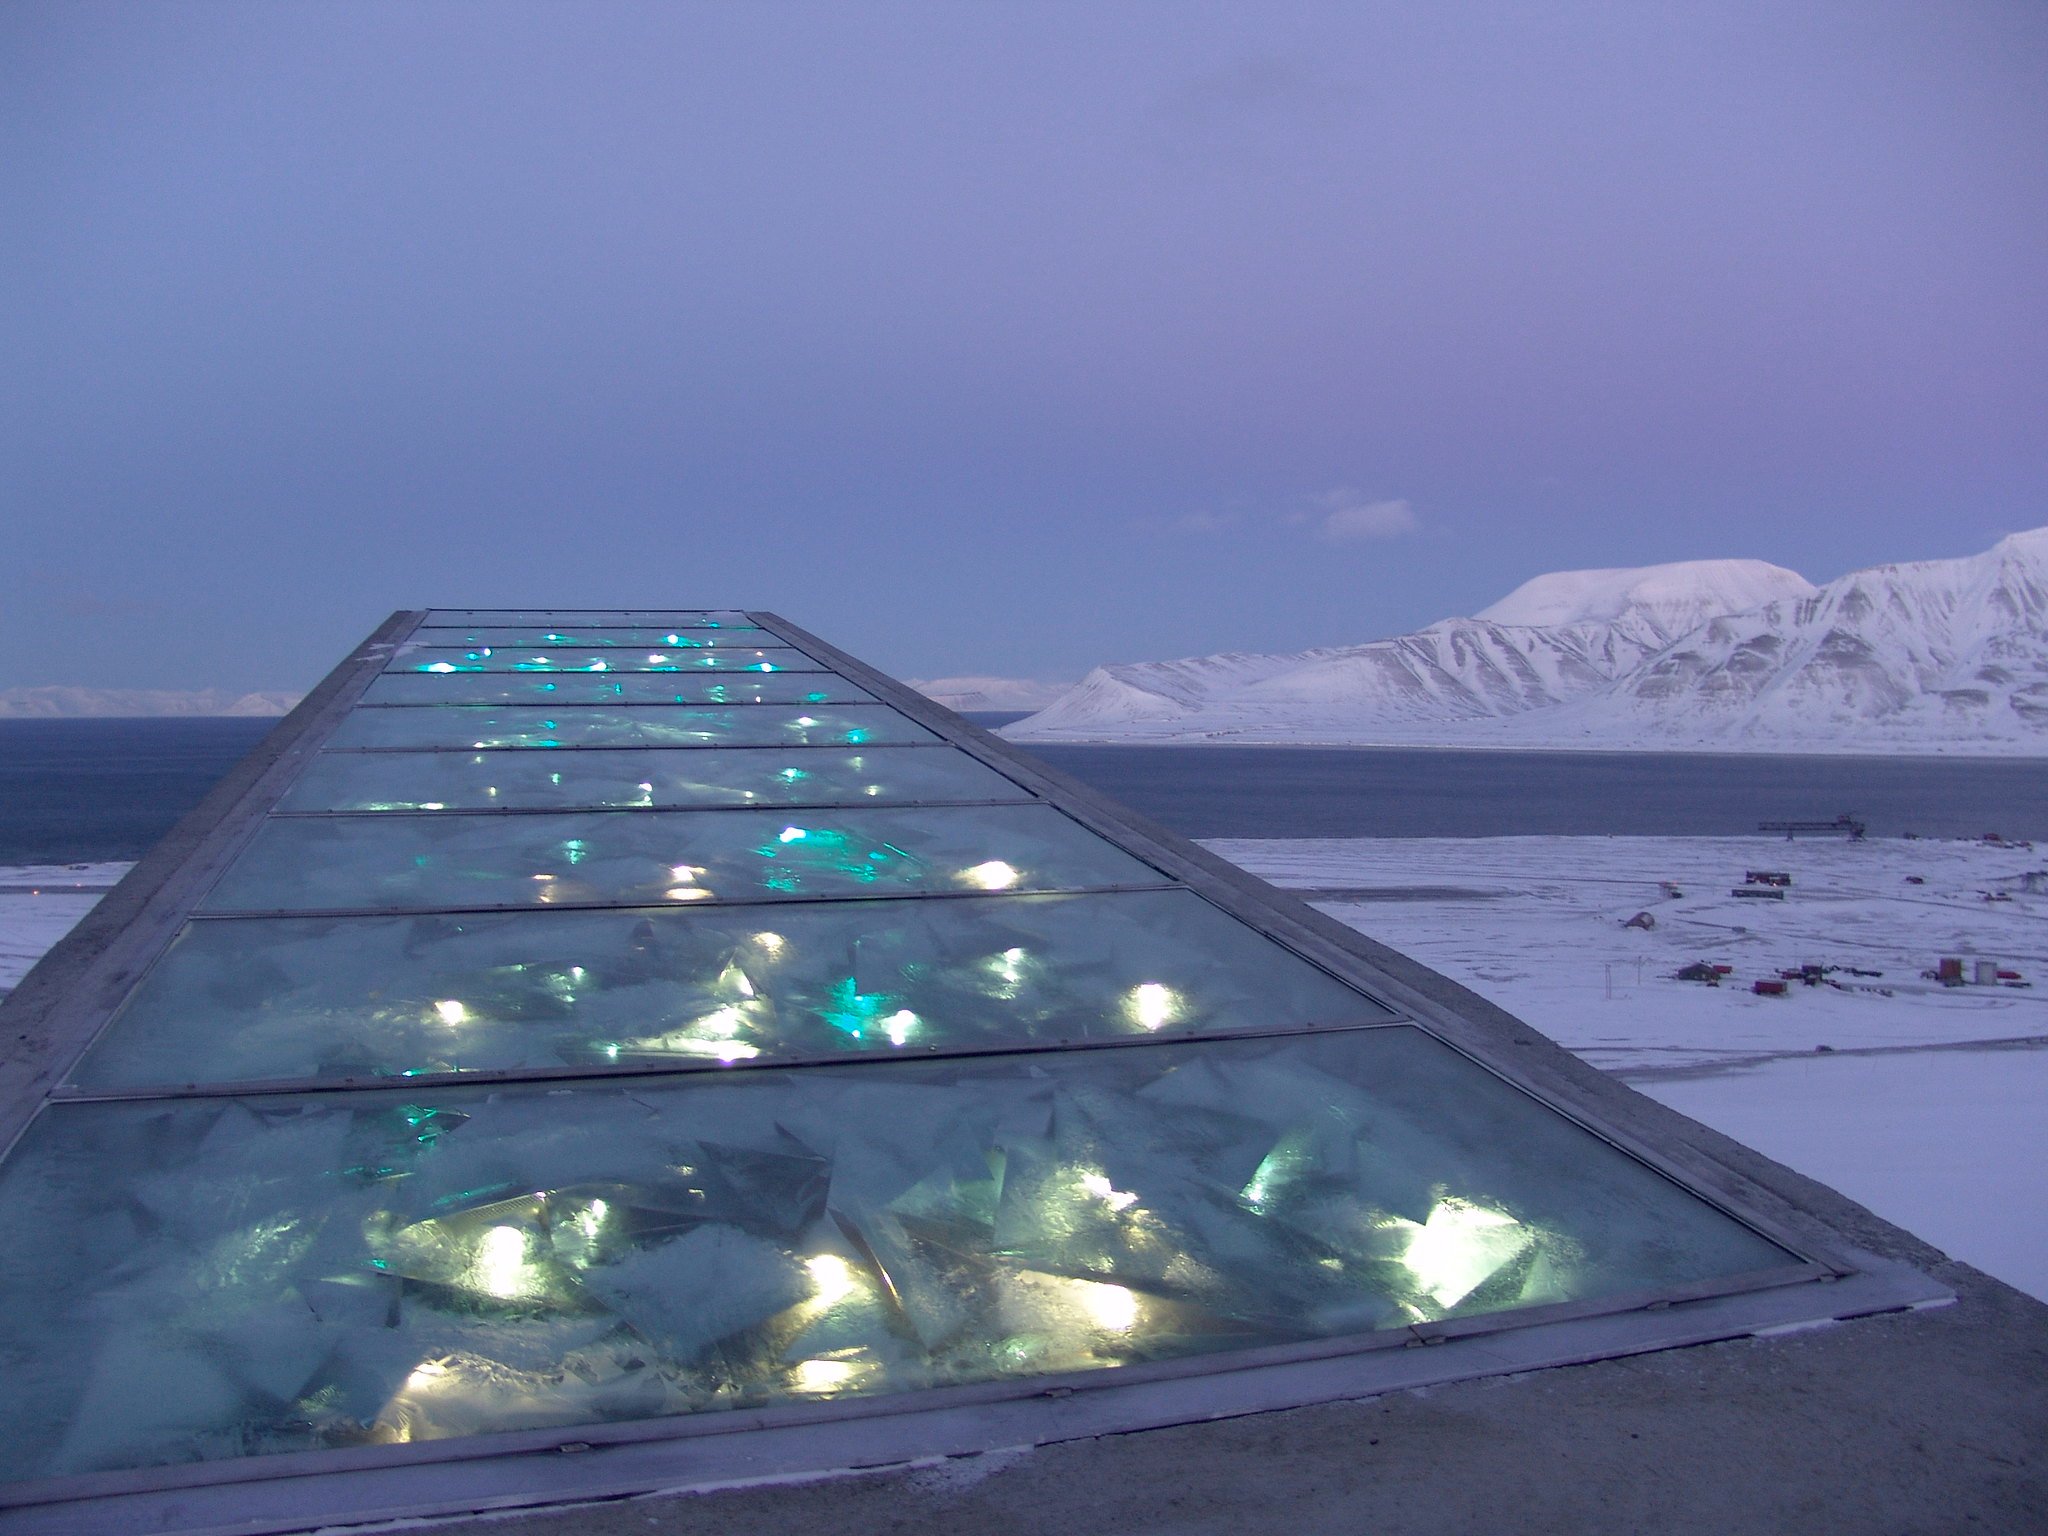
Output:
top-left (1207, 834), bottom-right (2048, 1302)
top-left (1475, 558), bottom-right (1816, 630)
top-left (905, 677), bottom-right (1074, 712)
top-left (0, 688), bottom-right (299, 718)
top-left (0, 863), bottom-right (128, 992)
top-left (1008, 528), bottom-right (2048, 754)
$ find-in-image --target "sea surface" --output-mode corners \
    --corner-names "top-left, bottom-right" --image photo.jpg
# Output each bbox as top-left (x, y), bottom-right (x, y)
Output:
top-left (0, 719), bottom-right (276, 864)
top-left (1, 714), bottom-right (2044, 865)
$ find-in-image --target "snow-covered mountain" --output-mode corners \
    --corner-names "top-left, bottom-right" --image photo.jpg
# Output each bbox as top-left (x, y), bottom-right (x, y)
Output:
top-left (1005, 530), bottom-right (2048, 754)
top-left (0, 687), bottom-right (301, 718)
top-left (905, 675), bottom-right (1074, 712)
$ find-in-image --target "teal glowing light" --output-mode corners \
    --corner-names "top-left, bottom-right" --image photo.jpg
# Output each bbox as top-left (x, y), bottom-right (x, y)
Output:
top-left (778, 767), bottom-right (809, 783)
top-left (823, 976), bottom-right (893, 1040)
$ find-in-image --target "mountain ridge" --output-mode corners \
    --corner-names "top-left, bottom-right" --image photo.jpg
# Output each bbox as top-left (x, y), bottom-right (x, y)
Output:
top-left (1005, 530), bottom-right (2048, 754)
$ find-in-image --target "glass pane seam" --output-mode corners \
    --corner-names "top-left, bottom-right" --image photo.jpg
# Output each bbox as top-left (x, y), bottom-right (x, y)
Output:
top-left (190, 879), bottom-right (1189, 919)
top-left (53, 1016), bottom-right (1420, 1102)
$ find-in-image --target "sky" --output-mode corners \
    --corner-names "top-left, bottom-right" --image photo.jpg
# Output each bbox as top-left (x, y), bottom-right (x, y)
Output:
top-left (3, 1), bottom-right (2045, 696)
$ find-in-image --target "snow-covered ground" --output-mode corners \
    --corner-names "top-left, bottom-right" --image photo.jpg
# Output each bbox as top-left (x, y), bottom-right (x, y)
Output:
top-left (1210, 834), bottom-right (2048, 1302)
top-left (4, 839), bottom-right (2042, 1300)
top-left (0, 863), bottom-right (128, 992)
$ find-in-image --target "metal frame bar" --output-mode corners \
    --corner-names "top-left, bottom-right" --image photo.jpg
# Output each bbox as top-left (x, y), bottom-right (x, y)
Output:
top-left (0, 605), bottom-right (1954, 1536)
top-left (267, 795), bottom-right (1042, 818)
top-left (190, 878), bottom-right (1187, 921)
top-left (49, 1014), bottom-right (1413, 1102)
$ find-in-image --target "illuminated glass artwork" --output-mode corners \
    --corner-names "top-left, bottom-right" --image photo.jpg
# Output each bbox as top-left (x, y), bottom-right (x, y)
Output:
top-left (327, 704), bottom-right (934, 751)
top-left (361, 673), bottom-right (875, 707)
top-left (199, 805), bottom-right (1166, 913)
top-left (0, 1031), bottom-right (1791, 1483)
top-left (279, 747), bottom-right (1030, 813)
top-left (75, 890), bottom-right (1393, 1088)
top-left (421, 610), bottom-right (754, 627)
top-left (394, 646), bottom-right (824, 675)
top-left (420, 628), bottom-right (774, 649)
top-left (0, 606), bottom-right (1831, 1510)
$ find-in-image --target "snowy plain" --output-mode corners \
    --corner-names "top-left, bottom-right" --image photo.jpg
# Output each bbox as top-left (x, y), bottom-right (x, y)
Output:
top-left (5, 837), bottom-right (2041, 1302)
top-left (1210, 833), bottom-right (2048, 1302)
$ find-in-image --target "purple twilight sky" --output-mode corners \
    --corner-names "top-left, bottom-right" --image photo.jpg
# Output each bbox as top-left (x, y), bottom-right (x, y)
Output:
top-left (3, 1), bottom-right (2044, 695)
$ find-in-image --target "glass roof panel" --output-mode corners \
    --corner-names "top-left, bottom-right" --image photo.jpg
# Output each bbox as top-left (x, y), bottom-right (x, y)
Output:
top-left (73, 890), bottom-right (1394, 1088)
top-left (278, 746), bottom-right (1031, 813)
top-left (361, 673), bottom-right (874, 707)
top-left (198, 804), bottom-right (1165, 914)
top-left (0, 1030), bottom-right (1791, 1483)
top-left (326, 704), bottom-right (932, 751)
top-left (421, 628), bottom-right (773, 649)
top-left (392, 646), bottom-right (824, 675)
top-left (422, 610), bottom-right (755, 627)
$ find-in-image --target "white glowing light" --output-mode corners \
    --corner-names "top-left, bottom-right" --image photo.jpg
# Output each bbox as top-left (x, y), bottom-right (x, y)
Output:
top-left (1075, 1280), bottom-right (1140, 1332)
top-left (790, 1358), bottom-right (861, 1394)
top-left (883, 1008), bottom-right (918, 1046)
top-left (696, 1005), bottom-right (745, 1038)
top-left (864, 785), bottom-right (882, 796)
top-left (648, 653), bottom-right (669, 664)
top-left (1393, 1199), bottom-right (1529, 1309)
top-left (805, 1253), bottom-right (858, 1307)
top-left (665, 886), bottom-right (712, 901)
top-left (433, 999), bottom-right (468, 1026)
top-left (404, 1359), bottom-right (451, 1391)
top-left (670, 864), bottom-right (700, 881)
top-left (753, 931), bottom-right (785, 953)
top-left (778, 826), bottom-right (807, 843)
top-left (473, 1225), bottom-right (532, 1299)
top-left (1128, 983), bottom-right (1175, 1031)
top-left (589, 660), bottom-right (609, 672)
top-left (425, 661), bottom-right (456, 674)
top-left (1078, 1172), bottom-right (1139, 1213)
top-left (419, 801), bottom-right (446, 811)
top-left (960, 860), bottom-right (1021, 891)
top-left (532, 873), bottom-right (555, 881)
top-left (795, 716), bottom-right (820, 727)
top-left (576, 1199), bottom-right (608, 1244)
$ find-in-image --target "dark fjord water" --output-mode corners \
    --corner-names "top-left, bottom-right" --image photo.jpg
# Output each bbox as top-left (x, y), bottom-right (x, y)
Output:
top-left (0, 719), bottom-right (275, 864)
top-left (1, 715), bottom-right (2042, 865)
